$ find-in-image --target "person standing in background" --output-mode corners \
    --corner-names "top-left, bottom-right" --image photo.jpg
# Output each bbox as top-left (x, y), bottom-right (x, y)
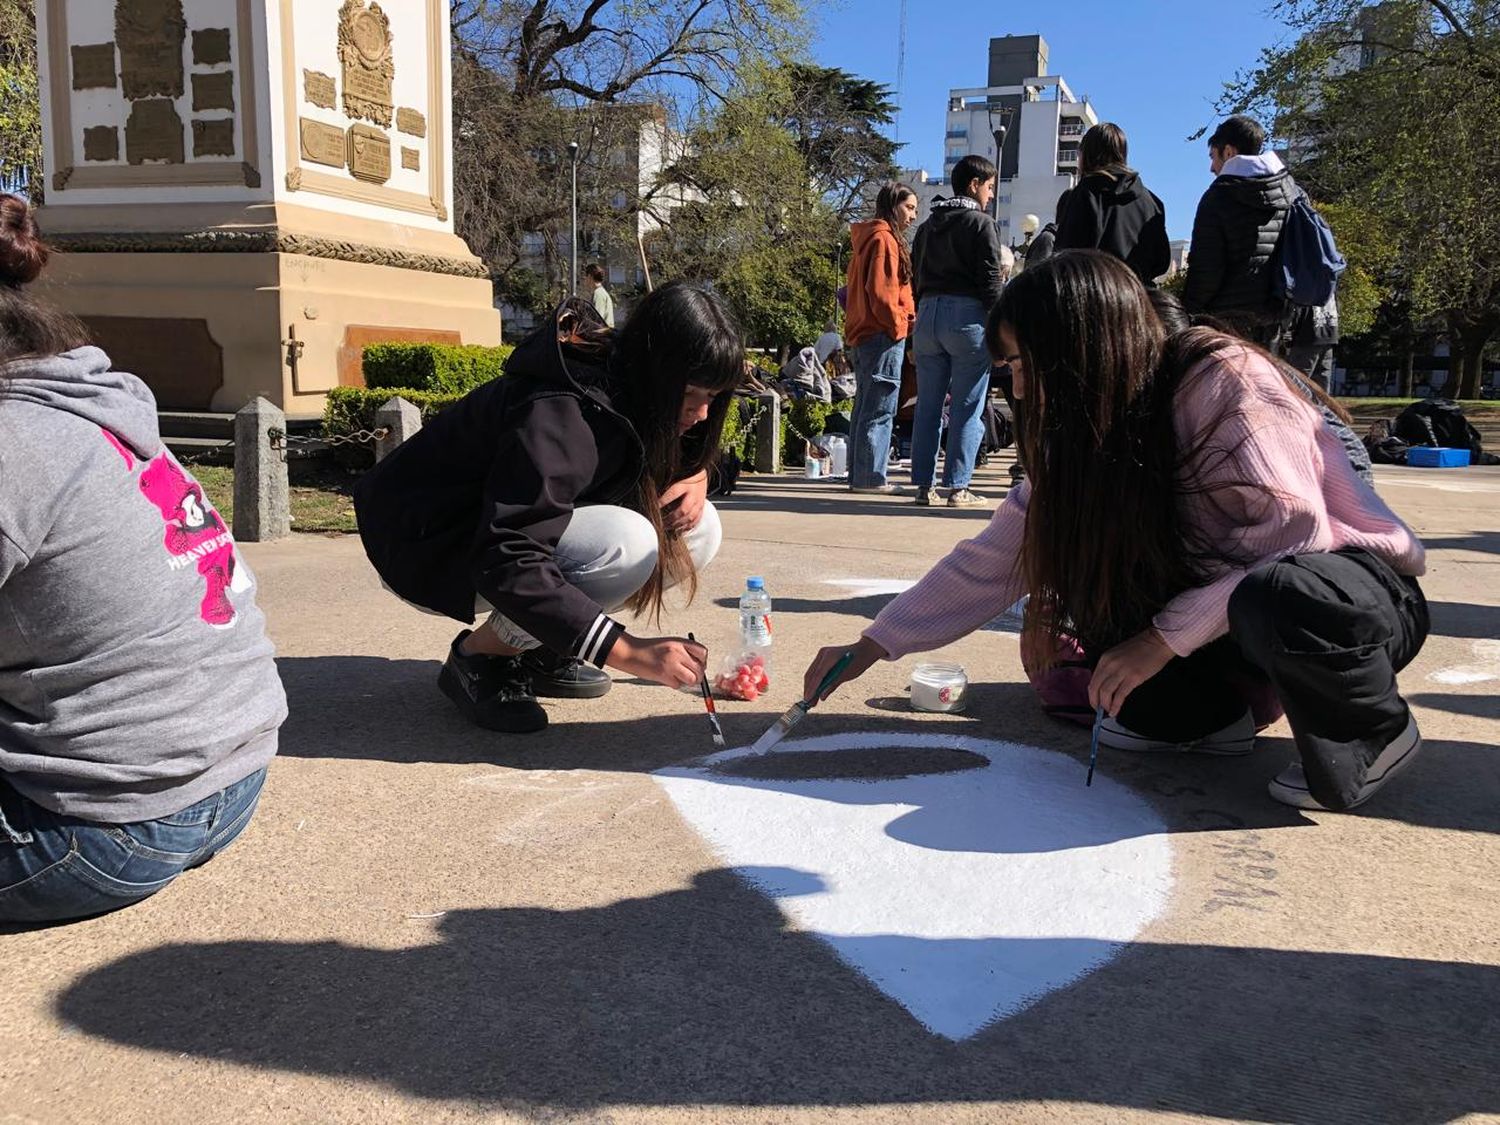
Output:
top-left (909, 155), bottom-right (1007, 508)
top-left (1284, 290), bottom-right (1340, 390)
top-left (583, 263), bottom-right (615, 327)
top-left (845, 183), bottom-right (918, 493)
top-left (1054, 123), bottom-right (1170, 286)
top-left (1181, 115), bottom-right (1299, 347)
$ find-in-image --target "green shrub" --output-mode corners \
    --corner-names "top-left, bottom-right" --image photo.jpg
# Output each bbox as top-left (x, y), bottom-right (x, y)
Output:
top-left (780, 398), bottom-right (852, 466)
top-left (324, 386), bottom-right (468, 440)
top-left (362, 342), bottom-right (515, 395)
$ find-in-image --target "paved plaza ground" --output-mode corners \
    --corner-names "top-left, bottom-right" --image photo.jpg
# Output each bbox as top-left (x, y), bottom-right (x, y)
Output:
top-left (4, 454), bottom-right (1499, 1124)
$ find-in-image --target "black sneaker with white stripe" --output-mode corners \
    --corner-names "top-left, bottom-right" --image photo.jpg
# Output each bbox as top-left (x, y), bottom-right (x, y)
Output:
top-left (437, 630), bottom-right (548, 733)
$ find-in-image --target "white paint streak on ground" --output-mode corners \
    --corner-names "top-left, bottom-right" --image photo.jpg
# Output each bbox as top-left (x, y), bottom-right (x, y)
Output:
top-left (654, 733), bottom-right (1173, 1040)
top-left (1430, 639), bottom-right (1500, 685)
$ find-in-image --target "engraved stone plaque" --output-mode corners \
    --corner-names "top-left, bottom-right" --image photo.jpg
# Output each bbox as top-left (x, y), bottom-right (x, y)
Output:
top-left (339, 0), bottom-right (394, 127)
top-left (401, 146), bottom-right (420, 172)
top-left (193, 28), bottom-right (232, 66)
top-left (117, 0), bottom-right (187, 101)
top-left (396, 107), bottom-right (427, 138)
top-left (347, 124), bottom-right (391, 184)
top-left (300, 119), bottom-right (347, 168)
top-left (83, 126), bottom-right (120, 162)
top-left (192, 72), bottom-right (235, 112)
top-left (304, 69), bottom-right (336, 109)
top-left (72, 44), bottom-right (117, 90)
top-left (125, 98), bottom-right (184, 165)
top-left (192, 118), bottom-right (235, 157)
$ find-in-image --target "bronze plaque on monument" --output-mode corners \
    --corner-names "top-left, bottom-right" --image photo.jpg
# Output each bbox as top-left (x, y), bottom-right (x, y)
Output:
top-left (83, 126), bottom-right (120, 162)
top-left (193, 118), bottom-right (235, 157)
top-left (72, 44), bottom-right (117, 90)
top-left (401, 146), bottom-right (420, 172)
top-left (125, 98), bottom-right (184, 165)
top-left (339, 0), bottom-right (394, 127)
top-left (300, 119), bottom-right (347, 168)
top-left (347, 124), bottom-right (391, 184)
top-left (304, 70), bottom-right (337, 109)
top-left (192, 72), bottom-right (235, 112)
top-left (117, 0), bottom-right (187, 101)
top-left (396, 107), bottom-right (426, 138)
top-left (193, 28), bottom-right (232, 66)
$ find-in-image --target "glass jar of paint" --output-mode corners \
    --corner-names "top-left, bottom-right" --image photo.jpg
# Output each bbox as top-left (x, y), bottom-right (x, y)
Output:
top-left (910, 663), bottom-right (968, 713)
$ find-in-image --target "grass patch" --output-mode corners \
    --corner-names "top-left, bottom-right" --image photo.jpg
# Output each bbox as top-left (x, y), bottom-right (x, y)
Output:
top-left (1340, 397), bottom-right (1500, 415)
top-left (192, 461), bottom-right (361, 535)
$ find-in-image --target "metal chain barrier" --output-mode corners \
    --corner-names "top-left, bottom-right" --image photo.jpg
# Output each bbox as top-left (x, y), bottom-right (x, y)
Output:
top-left (268, 426), bottom-right (389, 450)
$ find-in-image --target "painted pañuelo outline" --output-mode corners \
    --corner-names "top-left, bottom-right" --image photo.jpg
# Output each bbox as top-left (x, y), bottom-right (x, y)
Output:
top-left (654, 733), bottom-right (1174, 1040)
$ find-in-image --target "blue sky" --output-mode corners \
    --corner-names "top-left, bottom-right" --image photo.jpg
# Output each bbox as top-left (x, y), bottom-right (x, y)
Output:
top-left (811, 1), bottom-right (1294, 240)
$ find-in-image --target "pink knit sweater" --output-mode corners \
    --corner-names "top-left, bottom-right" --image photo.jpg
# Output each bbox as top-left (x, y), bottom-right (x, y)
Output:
top-left (866, 345), bottom-right (1426, 660)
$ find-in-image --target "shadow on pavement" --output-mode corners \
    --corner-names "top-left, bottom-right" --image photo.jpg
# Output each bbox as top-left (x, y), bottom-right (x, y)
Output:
top-left (1422, 531), bottom-right (1500, 558)
top-left (55, 866), bottom-right (1500, 1123)
top-left (1426, 600), bottom-right (1500, 640)
top-left (275, 657), bottom-right (1498, 837)
top-left (717, 486), bottom-right (1001, 521)
top-left (1409, 692), bottom-right (1500, 720)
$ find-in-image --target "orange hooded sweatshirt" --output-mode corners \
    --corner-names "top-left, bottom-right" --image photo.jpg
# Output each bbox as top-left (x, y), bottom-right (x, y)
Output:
top-left (845, 219), bottom-right (915, 349)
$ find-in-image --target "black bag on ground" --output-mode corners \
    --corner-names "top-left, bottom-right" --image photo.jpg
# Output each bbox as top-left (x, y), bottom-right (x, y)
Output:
top-left (1393, 398), bottom-right (1484, 458)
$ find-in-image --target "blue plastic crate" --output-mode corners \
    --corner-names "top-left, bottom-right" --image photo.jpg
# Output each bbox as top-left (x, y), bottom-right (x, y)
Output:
top-left (1407, 447), bottom-right (1471, 468)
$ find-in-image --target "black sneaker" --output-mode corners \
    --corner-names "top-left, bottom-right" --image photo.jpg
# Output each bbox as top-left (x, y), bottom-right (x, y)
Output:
top-left (437, 631), bottom-right (548, 733)
top-left (519, 647), bottom-right (613, 699)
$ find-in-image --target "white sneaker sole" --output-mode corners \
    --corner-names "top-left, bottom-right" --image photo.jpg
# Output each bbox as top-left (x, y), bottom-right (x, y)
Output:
top-left (1267, 715), bottom-right (1422, 811)
top-left (1098, 711), bottom-right (1257, 757)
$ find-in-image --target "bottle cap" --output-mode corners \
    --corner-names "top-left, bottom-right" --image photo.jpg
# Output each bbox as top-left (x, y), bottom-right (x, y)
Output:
top-left (746, 577), bottom-right (765, 590)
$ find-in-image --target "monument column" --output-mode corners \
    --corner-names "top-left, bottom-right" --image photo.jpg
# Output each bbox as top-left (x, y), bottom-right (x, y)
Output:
top-left (33, 0), bottom-right (500, 416)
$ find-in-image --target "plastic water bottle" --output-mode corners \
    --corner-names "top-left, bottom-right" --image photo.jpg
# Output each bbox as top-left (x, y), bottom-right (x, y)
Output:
top-left (739, 577), bottom-right (773, 665)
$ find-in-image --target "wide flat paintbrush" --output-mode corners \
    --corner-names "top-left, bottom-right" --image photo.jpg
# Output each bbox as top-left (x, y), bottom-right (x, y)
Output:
top-left (746, 650), bottom-right (856, 756)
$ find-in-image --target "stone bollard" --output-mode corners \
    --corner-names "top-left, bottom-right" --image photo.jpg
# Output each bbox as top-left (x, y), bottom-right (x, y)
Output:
top-left (232, 397), bottom-right (291, 542)
top-left (374, 396), bottom-right (422, 461)
top-left (752, 391), bottom-right (782, 473)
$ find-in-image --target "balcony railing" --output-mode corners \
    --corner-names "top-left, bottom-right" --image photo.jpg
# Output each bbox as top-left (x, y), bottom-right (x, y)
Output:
top-left (945, 129), bottom-right (968, 139)
top-left (1057, 148), bottom-right (1080, 164)
top-left (1058, 123), bottom-right (1085, 137)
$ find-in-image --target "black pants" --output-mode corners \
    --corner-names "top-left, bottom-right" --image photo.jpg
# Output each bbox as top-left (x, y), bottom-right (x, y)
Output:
top-left (1118, 549), bottom-right (1429, 810)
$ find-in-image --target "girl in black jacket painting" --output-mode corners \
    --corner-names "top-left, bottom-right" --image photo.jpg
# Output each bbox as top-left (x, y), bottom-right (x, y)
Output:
top-left (354, 283), bottom-right (742, 733)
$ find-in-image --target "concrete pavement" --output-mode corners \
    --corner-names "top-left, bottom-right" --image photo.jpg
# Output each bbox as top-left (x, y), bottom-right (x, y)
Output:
top-left (3, 455), bottom-right (1498, 1124)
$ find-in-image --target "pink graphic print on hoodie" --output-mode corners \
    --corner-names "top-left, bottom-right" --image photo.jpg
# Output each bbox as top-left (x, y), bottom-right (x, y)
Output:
top-left (137, 450), bottom-right (241, 628)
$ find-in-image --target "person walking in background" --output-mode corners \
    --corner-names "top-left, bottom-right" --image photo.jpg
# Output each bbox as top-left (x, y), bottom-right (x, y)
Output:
top-left (845, 182), bottom-right (918, 493)
top-left (583, 263), bottom-right (615, 327)
top-left (1181, 115), bottom-right (1299, 346)
top-left (1054, 123), bottom-right (1170, 286)
top-left (909, 155), bottom-right (1008, 508)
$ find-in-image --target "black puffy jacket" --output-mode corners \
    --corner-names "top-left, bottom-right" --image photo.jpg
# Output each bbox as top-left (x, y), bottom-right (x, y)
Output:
top-left (1182, 166), bottom-right (1300, 329)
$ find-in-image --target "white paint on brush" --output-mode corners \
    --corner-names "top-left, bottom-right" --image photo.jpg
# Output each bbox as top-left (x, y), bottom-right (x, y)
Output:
top-left (654, 732), bottom-right (1173, 1040)
top-left (1430, 639), bottom-right (1500, 685)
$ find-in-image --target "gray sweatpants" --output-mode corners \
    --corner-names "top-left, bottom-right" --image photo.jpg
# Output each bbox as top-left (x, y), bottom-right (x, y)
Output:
top-left (484, 503), bottom-right (723, 652)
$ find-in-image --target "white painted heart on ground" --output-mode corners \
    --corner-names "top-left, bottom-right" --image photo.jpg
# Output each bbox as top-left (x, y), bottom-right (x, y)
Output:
top-left (654, 733), bottom-right (1174, 1040)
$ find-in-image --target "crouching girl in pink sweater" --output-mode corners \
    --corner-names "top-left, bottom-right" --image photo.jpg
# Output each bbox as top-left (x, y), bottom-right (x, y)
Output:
top-left (803, 250), bottom-right (1428, 811)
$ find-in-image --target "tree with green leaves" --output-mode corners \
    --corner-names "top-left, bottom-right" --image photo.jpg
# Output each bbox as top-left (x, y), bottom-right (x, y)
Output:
top-left (1221, 0), bottom-right (1500, 397)
top-left (0, 0), bottom-right (39, 198)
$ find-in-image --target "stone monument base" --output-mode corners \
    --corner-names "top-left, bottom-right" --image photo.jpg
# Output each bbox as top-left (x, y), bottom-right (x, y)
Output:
top-left (34, 201), bottom-right (500, 415)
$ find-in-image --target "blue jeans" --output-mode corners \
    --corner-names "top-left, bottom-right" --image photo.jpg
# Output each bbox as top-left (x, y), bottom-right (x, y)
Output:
top-left (0, 767), bottom-right (267, 925)
top-left (910, 296), bottom-right (993, 489)
top-left (848, 333), bottom-right (906, 487)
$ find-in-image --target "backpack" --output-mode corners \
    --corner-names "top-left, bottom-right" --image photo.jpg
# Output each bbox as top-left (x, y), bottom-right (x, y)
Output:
top-left (1272, 195), bottom-right (1347, 307)
top-left (1393, 398), bottom-right (1485, 457)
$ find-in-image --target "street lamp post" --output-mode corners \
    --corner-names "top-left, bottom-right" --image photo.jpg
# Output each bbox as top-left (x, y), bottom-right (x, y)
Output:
top-left (567, 140), bottom-right (580, 297)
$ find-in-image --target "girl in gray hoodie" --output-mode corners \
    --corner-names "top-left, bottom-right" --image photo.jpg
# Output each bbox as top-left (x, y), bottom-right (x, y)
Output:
top-left (0, 195), bottom-right (286, 925)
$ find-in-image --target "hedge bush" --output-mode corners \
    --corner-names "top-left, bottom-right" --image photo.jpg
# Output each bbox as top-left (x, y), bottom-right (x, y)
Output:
top-left (362, 342), bottom-right (515, 395)
top-left (324, 386), bottom-right (467, 440)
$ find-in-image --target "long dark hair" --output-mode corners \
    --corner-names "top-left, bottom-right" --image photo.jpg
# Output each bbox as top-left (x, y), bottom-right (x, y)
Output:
top-left (992, 251), bottom-right (1312, 657)
top-left (873, 181), bottom-right (916, 284)
top-left (608, 282), bottom-right (743, 618)
top-left (0, 194), bottom-right (90, 364)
